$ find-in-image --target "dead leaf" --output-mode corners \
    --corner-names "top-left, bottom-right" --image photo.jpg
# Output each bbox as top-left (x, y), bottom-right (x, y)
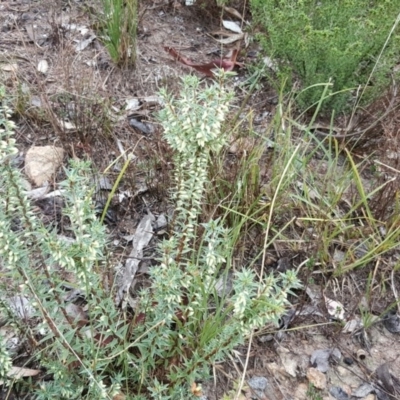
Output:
top-left (7, 366), bottom-right (41, 379)
top-left (0, 367), bottom-right (41, 386)
top-left (213, 32), bottom-right (245, 45)
top-left (24, 24), bottom-right (37, 43)
top-left (56, 118), bottom-right (76, 130)
top-left (116, 213), bottom-right (155, 306)
top-left (37, 59), bottom-right (49, 74)
top-left (223, 6), bottom-right (245, 21)
top-left (164, 46), bottom-right (242, 77)
top-left (63, 24), bottom-right (89, 35)
top-left (125, 98), bottom-right (140, 111)
top-left (324, 296), bottom-right (345, 320)
top-left (222, 20), bottom-right (242, 34)
top-left (190, 382), bottom-right (203, 397)
top-left (26, 182), bottom-right (50, 200)
top-left (141, 95), bottom-right (164, 106)
top-left (342, 317), bottom-right (362, 333)
top-left (75, 35), bottom-right (96, 52)
top-left (375, 363), bottom-right (399, 400)
top-left (1, 63), bottom-right (18, 72)
top-left (129, 118), bottom-right (152, 135)
top-left (65, 303), bottom-right (89, 326)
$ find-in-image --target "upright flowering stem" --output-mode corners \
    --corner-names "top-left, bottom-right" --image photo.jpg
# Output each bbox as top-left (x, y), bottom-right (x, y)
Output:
top-left (159, 75), bottom-right (232, 255)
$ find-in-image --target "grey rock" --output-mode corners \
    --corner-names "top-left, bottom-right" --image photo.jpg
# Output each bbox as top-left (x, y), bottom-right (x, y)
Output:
top-left (329, 386), bottom-right (349, 400)
top-left (310, 348), bottom-right (341, 372)
top-left (352, 383), bottom-right (374, 397)
top-left (382, 310), bottom-right (400, 333)
top-left (248, 376), bottom-right (269, 398)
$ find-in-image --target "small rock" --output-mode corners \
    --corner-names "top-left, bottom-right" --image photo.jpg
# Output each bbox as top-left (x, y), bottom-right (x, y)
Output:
top-left (311, 348), bottom-right (341, 372)
top-left (30, 96), bottom-right (42, 107)
top-left (343, 357), bottom-right (353, 366)
top-left (352, 383), bottom-right (374, 397)
top-left (25, 146), bottom-right (64, 186)
top-left (266, 361), bottom-right (290, 379)
top-left (247, 376), bottom-right (276, 400)
top-left (337, 366), bottom-right (349, 377)
top-left (265, 362), bottom-right (281, 375)
top-left (307, 367), bottom-right (327, 390)
top-left (333, 249), bottom-right (346, 262)
top-left (382, 310), bottom-right (400, 333)
top-left (248, 376), bottom-right (268, 394)
top-left (280, 352), bottom-right (298, 377)
top-left (363, 395), bottom-right (376, 400)
top-left (329, 386), bottom-right (349, 400)
top-left (247, 377), bottom-right (268, 399)
top-left (155, 213), bottom-right (167, 230)
top-left (258, 334), bottom-right (274, 342)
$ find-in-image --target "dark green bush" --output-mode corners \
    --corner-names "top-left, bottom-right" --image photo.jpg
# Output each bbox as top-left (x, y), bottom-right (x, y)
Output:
top-left (250, 0), bottom-right (400, 112)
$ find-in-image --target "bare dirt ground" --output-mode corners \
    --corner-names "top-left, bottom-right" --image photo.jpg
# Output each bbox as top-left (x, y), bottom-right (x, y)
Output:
top-left (1, 0), bottom-right (400, 399)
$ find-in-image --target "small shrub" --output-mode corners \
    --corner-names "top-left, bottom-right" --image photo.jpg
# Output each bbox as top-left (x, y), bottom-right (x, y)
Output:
top-left (0, 76), bottom-right (300, 399)
top-left (130, 73), bottom-right (300, 398)
top-left (250, 0), bottom-right (400, 112)
top-left (0, 93), bottom-right (117, 398)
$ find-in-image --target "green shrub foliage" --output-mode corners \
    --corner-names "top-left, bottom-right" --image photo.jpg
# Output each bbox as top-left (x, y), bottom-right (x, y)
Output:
top-left (0, 77), bottom-right (300, 399)
top-left (251, 0), bottom-right (400, 112)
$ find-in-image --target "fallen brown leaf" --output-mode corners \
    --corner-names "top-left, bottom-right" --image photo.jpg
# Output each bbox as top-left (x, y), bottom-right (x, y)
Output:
top-left (164, 46), bottom-right (242, 77)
